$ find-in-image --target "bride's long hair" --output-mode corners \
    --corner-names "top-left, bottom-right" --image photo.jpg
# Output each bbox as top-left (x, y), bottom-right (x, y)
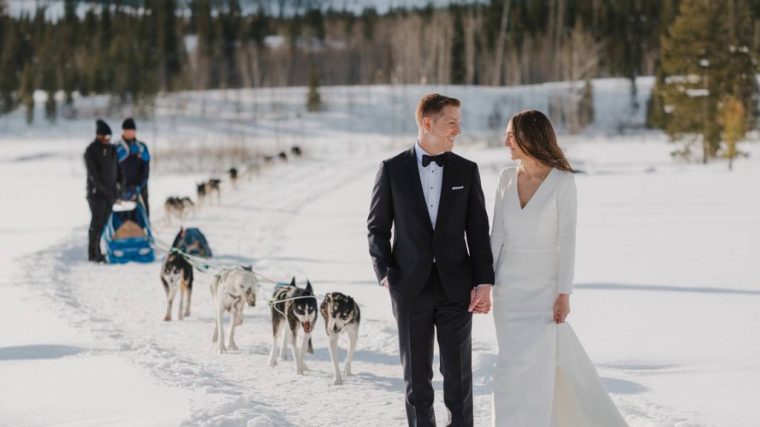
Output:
top-left (510, 110), bottom-right (573, 172)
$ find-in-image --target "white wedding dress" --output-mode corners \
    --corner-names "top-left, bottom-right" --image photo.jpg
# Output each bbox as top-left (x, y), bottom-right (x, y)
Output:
top-left (490, 166), bottom-right (627, 427)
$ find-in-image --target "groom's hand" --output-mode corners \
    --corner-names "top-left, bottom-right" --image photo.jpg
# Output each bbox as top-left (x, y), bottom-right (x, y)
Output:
top-left (468, 285), bottom-right (492, 313)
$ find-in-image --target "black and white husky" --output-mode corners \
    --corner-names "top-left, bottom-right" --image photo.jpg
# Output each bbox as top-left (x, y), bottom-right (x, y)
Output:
top-left (269, 278), bottom-right (318, 375)
top-left (160, 252), bottom-right (194, 321)
top-left (210, 267), bottom-right (258, 353)
top-left (320, 292), bottom-right (360, 385)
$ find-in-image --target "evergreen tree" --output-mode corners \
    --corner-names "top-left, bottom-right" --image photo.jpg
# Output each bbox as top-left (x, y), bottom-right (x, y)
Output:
top-left (450, 9), bottom-right (466, 85)
top-left (192, 0), bottom-right (217, 89)
top-left (0, 23), bottom-right (19, 114)
top-left (720, 0), bottom-right (759, 129)
top-left (360, 8), bottom-right (377, 41)
top-left (305, 7), bottom-right (325, 41)
top-left (653, 0), bottom-right (725, 162)
top-left (221, 0), bottom-right (242, 88)
top-left (645, 59), bottom-right (668, 129)
top-left (19, 63), bottom-right (34, 124)
top-left (249, 6), bottom-right (269, 47)
top-left (93, 4), bottom-right (113, 94)
top-left (42, 65), bottom-right (57, 123)
top-left (651, 0), bottom-right (758, 163)
top-left (306, 62), bottom-right (322, 112)
top-left (148, 0), bottom-right (184, 92)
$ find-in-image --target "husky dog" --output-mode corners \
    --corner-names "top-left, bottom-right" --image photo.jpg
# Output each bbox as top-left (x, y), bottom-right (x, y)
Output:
top-left (269, 278), bottom-right (318, 375)
top-left (179, 196), bottom-right (195, 213)
top-left (160, 252), bottom-right (194, 321)
top-left (210, 267), bottom-right (258, 353)
top-left (207, 178), bottom-right (222, 203)
top-left (228, 167), bottom-right (238, 188)
top-left (163, 196), bottom-right (195, 225)
top-left (320, 292), bottom-right (361, 385)
top-left (196, 182), bottom-right (207, 206)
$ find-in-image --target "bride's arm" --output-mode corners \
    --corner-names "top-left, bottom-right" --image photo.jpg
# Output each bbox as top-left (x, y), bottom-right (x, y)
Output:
top-left (557, 173), bottom-right (578, 295)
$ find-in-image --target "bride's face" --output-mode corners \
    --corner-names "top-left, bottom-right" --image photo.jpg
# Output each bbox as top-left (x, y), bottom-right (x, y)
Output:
top-left (504, 121), bottom-right (526, 161)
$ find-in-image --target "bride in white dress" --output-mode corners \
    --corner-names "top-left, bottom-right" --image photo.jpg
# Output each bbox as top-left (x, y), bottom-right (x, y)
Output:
top-left (489, 110), bottom-right (627, 426)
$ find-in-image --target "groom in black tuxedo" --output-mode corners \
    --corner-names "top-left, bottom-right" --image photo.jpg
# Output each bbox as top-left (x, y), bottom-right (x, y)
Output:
top-left (368, 93), bottom-right (494, 426)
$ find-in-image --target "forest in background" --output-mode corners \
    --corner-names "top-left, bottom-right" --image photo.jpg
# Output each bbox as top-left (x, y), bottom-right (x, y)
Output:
top-left (0, 0), bottom-right (758, 164)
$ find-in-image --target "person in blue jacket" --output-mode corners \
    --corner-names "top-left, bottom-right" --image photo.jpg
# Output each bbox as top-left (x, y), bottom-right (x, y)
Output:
top-left (116, 118), bottom-right (151, 217)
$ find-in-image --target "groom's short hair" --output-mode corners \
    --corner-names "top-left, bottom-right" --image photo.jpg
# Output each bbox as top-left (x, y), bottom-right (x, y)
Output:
top-left (416, 93), bottom-right (461, 127)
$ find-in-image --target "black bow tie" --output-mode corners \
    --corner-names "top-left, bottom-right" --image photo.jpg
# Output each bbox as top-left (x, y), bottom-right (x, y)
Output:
top-left (422, 153), bottom-right (446, 167)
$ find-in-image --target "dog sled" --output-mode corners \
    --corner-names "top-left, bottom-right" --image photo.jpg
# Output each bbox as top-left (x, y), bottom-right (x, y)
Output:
top-left (103, 196), bottom-right (155, 264)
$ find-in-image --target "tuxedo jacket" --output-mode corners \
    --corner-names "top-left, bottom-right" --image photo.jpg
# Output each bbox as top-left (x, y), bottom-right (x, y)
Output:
top-left (367, 146), bottom-right (494, 303)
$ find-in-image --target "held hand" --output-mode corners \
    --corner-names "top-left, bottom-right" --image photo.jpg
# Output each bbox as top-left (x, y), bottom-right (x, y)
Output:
top-left (468, 285), bottom-right (492, 314)
top-left (553, 294), bottom-right (570, 323)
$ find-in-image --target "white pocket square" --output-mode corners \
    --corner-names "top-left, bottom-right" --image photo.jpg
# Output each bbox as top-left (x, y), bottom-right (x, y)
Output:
top-left (452, 186), bottom-right (464, 190)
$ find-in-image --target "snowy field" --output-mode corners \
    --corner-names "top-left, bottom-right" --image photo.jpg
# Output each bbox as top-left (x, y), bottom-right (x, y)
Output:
top-left (1, 79), bottom-right (759, 426)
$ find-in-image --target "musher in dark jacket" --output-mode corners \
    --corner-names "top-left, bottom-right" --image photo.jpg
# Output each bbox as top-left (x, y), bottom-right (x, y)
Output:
top-left (84, 119), bottom-right (123, 263)
top-left (116, 117), bottom-right (151, 217)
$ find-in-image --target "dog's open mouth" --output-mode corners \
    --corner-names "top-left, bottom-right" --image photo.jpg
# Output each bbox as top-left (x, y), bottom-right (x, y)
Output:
top-left (303, 322), bottom-right (313, 333)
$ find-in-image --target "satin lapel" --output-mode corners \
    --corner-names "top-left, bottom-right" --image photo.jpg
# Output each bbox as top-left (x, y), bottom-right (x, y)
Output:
top-left (406, 147), bottom-right (434, 232)
top-left (436, 155), bottom-right (454, 229)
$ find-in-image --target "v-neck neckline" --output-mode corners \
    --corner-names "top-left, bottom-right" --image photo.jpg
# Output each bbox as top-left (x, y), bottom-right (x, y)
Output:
top-left (515, 166), bottom-right (554, 211)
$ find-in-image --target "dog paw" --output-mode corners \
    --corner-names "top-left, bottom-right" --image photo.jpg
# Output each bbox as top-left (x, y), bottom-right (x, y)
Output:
top-left (163, 315), bottom-right (171, 321)
top-left (218, 346), bottom-right (227, 354)
top-left (342, 369), bottom-right (353, 377)
top-left (269, 359), bottom-right (277, 367)
top-left (229, 343), bottom-right (239, 351)
top-left (332, 376), bottom-right (343, 385)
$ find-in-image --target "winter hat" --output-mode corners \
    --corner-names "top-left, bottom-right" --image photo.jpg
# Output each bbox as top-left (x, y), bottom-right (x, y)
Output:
top-left (96, 119), bottom-right (112, 136)
top-left (122, 117), bottom-right (137, 130)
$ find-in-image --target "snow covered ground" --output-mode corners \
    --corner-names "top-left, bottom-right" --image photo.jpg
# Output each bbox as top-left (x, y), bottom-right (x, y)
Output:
top-left (1, 79), bottom-right (759, 426)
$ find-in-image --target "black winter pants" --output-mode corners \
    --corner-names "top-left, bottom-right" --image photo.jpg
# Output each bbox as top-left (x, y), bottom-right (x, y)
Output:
top-left (87, 195), bottom-right (112, 261)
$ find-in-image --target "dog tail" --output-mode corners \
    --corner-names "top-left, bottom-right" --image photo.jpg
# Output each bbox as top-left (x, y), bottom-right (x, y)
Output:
top-left (307, 337), bottom-right (314, 354)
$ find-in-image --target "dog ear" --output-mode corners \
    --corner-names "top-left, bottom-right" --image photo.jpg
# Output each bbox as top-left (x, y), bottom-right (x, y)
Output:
top-left (305, 279), bottom-right (313, 293)
top-left (289, 277), bottom-right (296, 287)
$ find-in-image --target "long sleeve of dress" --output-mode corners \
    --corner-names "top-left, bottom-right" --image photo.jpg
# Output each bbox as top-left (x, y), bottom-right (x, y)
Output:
top-left (557, 173), bottom-right (577, 294)
top-left (490, 170), bottom-right (507, 273)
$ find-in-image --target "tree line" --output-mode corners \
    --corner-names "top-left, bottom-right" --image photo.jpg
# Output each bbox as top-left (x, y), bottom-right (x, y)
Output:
top-left (0, 0), bottom-right (758, 166)
top-left (0, 0), bottom-right (676, 113)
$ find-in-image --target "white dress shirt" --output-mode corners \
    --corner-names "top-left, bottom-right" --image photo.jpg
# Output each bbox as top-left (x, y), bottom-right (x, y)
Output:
top-left (414, 141), bottom-right (443, 229)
